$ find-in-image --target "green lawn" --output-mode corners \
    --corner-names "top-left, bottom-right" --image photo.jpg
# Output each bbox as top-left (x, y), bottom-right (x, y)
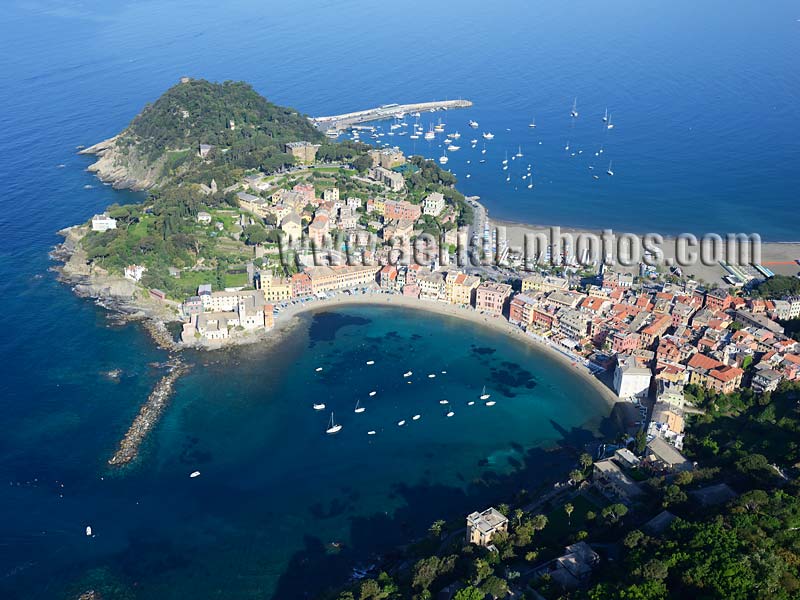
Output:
top-left (538, 494), bottom-right (605, 544)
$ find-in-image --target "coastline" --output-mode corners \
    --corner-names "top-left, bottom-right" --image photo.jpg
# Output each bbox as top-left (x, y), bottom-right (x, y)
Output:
top-left (493, 218), bottom-right (800, 283)
top-left (269, 292), bottom-right (621, 410)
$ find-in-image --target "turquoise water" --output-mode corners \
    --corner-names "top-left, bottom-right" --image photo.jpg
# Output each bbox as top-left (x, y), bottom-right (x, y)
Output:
top-left (1, 0), bottom-right (798, 597)
top-left (2, 305), bottom-right (613, 598)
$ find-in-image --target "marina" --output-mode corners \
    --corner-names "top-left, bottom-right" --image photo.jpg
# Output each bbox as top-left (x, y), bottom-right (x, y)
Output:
top-left (311, 99), bottom-right (472, 133)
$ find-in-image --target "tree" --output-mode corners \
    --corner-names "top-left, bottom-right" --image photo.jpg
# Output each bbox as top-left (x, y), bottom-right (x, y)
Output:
top-left (481, 575), bottom-right (508, 599)
top-left (472, 558), bottom-right (493, 585)
top-left (453, 587), bottom-right (484, 600)
top-left (513, 508), bottom-right (524, 526)
top-left (602, 503), bottom-right (628, 524)
top-left (663, 484), bottom-right (687, 508)
top-left (243, 224), bottom-right (267, 245)
top-left (428, 519), bottom-right (446, 539)
top-left (570, 469), bottom-right (586, 483)
top-left (579, 452), bottom-right (593, 470)
top-left (634, 430), bottom-right (647, 454)
top-left (530, 514), bottom-right (548, 532)
top-left (564, 503), bottom-right (575, 525)
top-left (412, 555), bottom-right (456, 591)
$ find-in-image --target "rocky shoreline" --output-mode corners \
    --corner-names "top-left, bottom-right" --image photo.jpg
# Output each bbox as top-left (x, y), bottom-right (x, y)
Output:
top-left (79, 136), bottom-right (162, 191)
top-left (108, 358), bottom-right (190, 467)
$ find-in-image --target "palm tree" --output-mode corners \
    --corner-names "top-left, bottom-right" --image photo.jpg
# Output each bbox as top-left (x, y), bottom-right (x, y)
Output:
top-left (564, 503), bottom-right (574, 525)
top-left (530, 514), bottom-right (548, 532)
top-left (513, 508), bottom-right (524, 527)
top-left (579, 453), bottom-right (593, 471)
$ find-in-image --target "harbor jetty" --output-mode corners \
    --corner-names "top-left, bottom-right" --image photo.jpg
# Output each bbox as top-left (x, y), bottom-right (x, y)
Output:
top-left (108, 359), bottom-right (190, 467)
top-left (311, 99), bottom-right (473, 132)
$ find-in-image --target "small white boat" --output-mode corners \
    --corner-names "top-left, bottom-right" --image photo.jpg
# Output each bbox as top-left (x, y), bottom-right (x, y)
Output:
top-left (85, 526), bottom-right (92, 536)
top-left (565, 142), bottom-right (570, 151)
top-left (439, 399), bottom-right (449, 405)
top-left (326, 412), bottom-right (343, 434)
top-left (482, 132), bottom-right (494, 140)
top-left (480, 386), bottom-right (491, 401)
top-left (515, 145), bottom-right (523, 158)
top-left (428, 373), bottom-right (436, 378)
top-left (410, 134), bottom-right (420, 139)
top-left (485, 401), bottom-right (496, 407)
top-left (369, 391), bottom-right (377, 397)
top-left (313, 403), bottom-right (326, 411)
top-left (190, 471), bottom-right (201, 478)
top-left (354, 400), bottom-right (366, 414)
top-left (570, 97), bottom-right (579, 118)
top-left (602, 107), bottom-right (608, 122)
top-left (403, 371), bottom-right (413, 377)
top-left (447, 145), bottom-right (460, 151)
top-left (452, 131), bottom-right (461, 139)
top-left (366, 360), bottom-right (375, 365)
top-left (606, 115), bottom-right (614, 129)
top-left (502, 152), bottom-right (508, 165)
top-left (528, 117), bottom-right (536, 128)
top-left (412, 414), bottom-right (421, 421)
top-left (441, 371), bottom-right (447, 374)
top-left (397, 420), bottom-right (406, 426)
top-left (468, 401), bottom-right (475, 406)
top-left (315, 367), bottom-right (323, 372)
top-left (470, 138), bottom-right (478, 145)
top-left (367, 430), bottom-right (376, 435)
top-left (446, 411), bottom-right (455, 417)
top-left (527, 181), bottom-right (533, 189)
top-left (469, 119), bottom-right (479, 128)
top-left (439, 150), bottom-right (449, 164)
top-left (607, 161), bottom-right (614, 176)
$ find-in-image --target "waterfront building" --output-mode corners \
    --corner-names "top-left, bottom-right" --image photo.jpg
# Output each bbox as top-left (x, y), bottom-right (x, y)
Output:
top-left (613, 354), bottom-right (652, 399)
top-left (379, 265), bottom-right (398, 291)
top-left (305, 265), bottom-right (379, 293)
top-left (466, 507), bottom-right (508, 547)
top-left (91, 213), bottom-right (117, 231)
top-left (645, 437), bottom-right (692, 473)
top-left (445, 272), bottom-right (480, 306)
top-left (290, 273), bottom-right (313, 298)
top-left (418, 271), bottom-right (446, 301)
top-left (475, 282), bottom-right (512, 315)
top-left (558, 309), bottom-right (592, 342)
top-left (285, 141), bottom-right (321, 164)
top-left (256, 276), bottom-right (291, 303)
top-left (422, 192), bottom-right (445, 217)
top-left (509, 294), bottom-right (539, 327)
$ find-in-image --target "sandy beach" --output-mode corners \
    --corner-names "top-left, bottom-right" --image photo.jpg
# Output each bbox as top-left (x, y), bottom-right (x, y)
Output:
top-left (494, 219), bottom-right (800, 285)
top-left (269, 292), bottom-right (621, 409)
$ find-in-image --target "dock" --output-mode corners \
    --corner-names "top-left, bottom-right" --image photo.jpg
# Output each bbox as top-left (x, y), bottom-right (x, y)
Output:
top-left (311, 99), bottom-right (473, 132)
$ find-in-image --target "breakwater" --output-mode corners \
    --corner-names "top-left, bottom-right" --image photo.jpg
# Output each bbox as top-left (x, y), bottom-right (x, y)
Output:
top-left (311, 99), bottom-right (472, 130)
top-left (108, 359), bottom-right (190, 467)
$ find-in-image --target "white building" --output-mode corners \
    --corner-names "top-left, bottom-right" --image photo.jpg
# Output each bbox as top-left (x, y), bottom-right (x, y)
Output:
top-left (613, 355), bottom-right (652, 399)
top-left (197, 211), bottom-right (212, 224)
top-left (91, 213), bottom-right (117, 232)
top-left (423, 192), bottom-right (445, 217)
top-left (124, 264), bottom-right (146, 282)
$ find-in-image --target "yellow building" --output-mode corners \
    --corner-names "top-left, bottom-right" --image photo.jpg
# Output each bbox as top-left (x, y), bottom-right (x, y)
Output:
top-left (259, 275), bottom-right (291, 302)
top-left (285, 141), bottom-right (321, 164)
top-left (446, 272), bottom-right (481, 305)
top-left (305, 265), bottom-right (379, 293)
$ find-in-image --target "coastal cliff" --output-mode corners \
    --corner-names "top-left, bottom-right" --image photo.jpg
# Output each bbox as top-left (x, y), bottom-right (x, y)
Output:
top-left (79, 136), bottom-right (164, 191)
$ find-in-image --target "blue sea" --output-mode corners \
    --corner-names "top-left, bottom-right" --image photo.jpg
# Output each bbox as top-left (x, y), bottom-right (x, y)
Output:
top-left (0, 0), bottom-right (798, 597)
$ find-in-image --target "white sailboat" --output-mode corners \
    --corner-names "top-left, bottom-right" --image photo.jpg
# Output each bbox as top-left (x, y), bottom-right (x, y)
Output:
top-left (452, 131), bottom-right (461, 139)
top-left (412, 414), bottom-right (421, 420)
top-left (469, 119), bottom-right (479, 128)
top-left (446, 411), bottom-right (455, 417)
top-left (515, 145), bottom-right (523, 158)
top-left (570, 97), bottom-right (579, 118)
top-left (602, 107), bottom-right (608, 122)
top-left (468, 401), bottom-right (475, 406)
top-left (439, 149), bottom-right (449, 164)
top-left (326, 412), bottom-right (343, 434)
top-left (447, 144), bottom-right (461, 151)
top-left (481, 143), bottom-right (487, 155)
top-left (480, 386), bottom-right (491, 400)
top-left (85, 526), bottom-right (92, 537)
top-left (354, 400), bottom-right (366, 414)
top-left (369, 391), bottom-right (377, 397)
top-left (606, 114), bottom-right (614, 129)
top-left (482, 132), bottom-right (494, 140)
top-left (502, 151), bottom-right (508, 165)
top-left (190, 470), bottom-right (201, 478)
top-left (368, 430), bottom-right (377, 435)
top-left (565, 141), bottom-right (570, 151)
top-left (485, 400), bottom-right (496, 407)
top-left (403, 371), bottom-right (413, 377)
top-left (528, 116), bottom-right (536, 128)
top-left (606, 161), bottom-right (614, 176)
top-left (397, 420), bottom-right (406, 426)
top-left (366, 360), bottom-right (375, 365)
top-left (439, 399), bottom-right (449, 405)
top-left (315, 367), bottom-right (323, 372)
top-left (313, 403), bottom-right (326, 411)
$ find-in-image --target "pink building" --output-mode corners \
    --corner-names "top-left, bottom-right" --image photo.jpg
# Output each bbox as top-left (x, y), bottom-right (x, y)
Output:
top-left (384, 199), bottom-right (422, 222)
top-left (475, 282), bottom-right (512, 315)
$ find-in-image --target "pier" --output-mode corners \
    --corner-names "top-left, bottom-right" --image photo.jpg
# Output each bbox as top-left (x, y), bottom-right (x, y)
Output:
top-left (311, 99), bottom-right (473, 132)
